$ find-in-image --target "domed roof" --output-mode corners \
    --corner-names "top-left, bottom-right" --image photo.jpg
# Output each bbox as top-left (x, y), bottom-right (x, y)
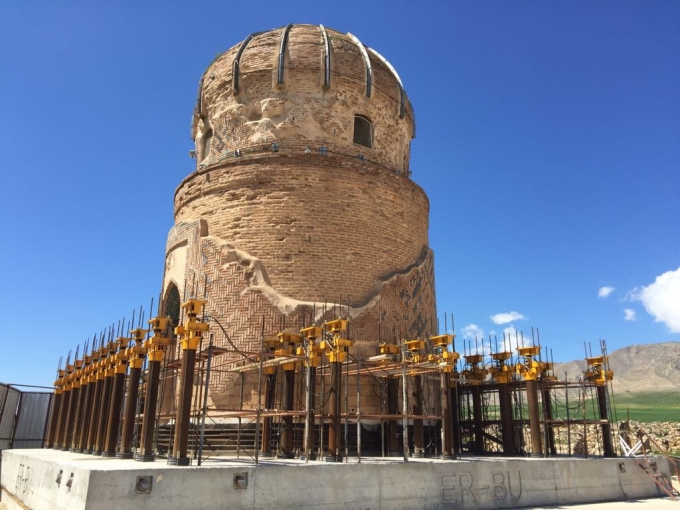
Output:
top-left (191, 24), bottom-right (415, 175)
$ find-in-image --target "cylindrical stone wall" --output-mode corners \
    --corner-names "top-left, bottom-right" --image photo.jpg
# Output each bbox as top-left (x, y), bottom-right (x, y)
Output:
top-left (161, 24), bottom-right (437, 415)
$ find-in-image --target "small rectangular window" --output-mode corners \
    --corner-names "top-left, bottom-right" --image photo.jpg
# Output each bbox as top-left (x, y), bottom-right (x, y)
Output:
top-left (353, 115), bottom-right (372, 148)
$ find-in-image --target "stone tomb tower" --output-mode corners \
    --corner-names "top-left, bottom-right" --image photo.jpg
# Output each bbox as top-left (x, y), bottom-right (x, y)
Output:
top-left (162, 24), bottom-right (436, 411)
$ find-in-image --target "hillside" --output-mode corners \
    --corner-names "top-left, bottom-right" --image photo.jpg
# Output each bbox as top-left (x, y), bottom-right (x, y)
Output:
top-left (555, 341), bottom-right (680, 394)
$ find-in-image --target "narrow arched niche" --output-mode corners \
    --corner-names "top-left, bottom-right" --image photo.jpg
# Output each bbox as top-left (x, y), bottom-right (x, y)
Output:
top-left (163, 283), bottom-right (181, 328)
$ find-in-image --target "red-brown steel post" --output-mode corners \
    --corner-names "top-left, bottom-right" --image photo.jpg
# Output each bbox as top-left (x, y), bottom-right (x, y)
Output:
top-left (526, 379), bottom-right (543, 457)
top-left (325, 360), bottom-right (341, 461)
top-left (261, 371), bottom-right (277, 457)
top-left (102, 335), bottom-right (130, 457)
top-left (168, 301), bottom-right (208, 466)
top-left (46, 369), bottom-right (66, 448)
top-left (62, 359), bottom-right (82, 451)
top-left (386, 377), bottom-right (401, 456)
top-left (499, 383), bottom-right (516, 456)
top-left (137, 316), bottom-right (171, 462)
top-left (93, 341), bottom-right (117, 455)
top-left (85, 350), bottom-right (105, 454)
top-left (412, 375), bottom-right (425, 457)
top-left (71, 354), bottom-right (92, 452)
top-left (119, 329), bottom-right (147, 459)
top-left (440, 371), bottom-right (453, 459)
top-left (471, 384), bottom-right (484, 454)
top-left (279, 367), bottom-right (296, 459)
top-left (597, 384), bottom-right (615, 457)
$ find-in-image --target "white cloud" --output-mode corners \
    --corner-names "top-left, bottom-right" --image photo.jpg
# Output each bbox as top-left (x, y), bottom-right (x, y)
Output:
top-left (623, 309), bottom-right (636, 321)
top-left (632, 267), bottom-right (680, 333)
top-left (501, 325), bottom-right (529, 350)
top-left (489, 311), bottom-right (527, 325)
top-left (461, 323), bottom-right (484, 340)
top-left (598, 286), bottom-right (615, 298)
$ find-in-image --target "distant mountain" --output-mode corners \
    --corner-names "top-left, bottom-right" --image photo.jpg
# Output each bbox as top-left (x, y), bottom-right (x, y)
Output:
top-left (554, 341), bottom-right (680, 394)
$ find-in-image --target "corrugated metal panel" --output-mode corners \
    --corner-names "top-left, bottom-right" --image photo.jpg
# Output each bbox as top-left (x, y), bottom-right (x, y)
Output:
top-left (12, 392), bottom-right (52, 448)
top-left (0, 386), bottom-right (21, 449)
top-left (0, 384), bottom-right (8, 416)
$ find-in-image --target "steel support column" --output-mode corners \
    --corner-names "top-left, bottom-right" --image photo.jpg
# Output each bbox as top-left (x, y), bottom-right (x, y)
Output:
top-left (597, 385), bottom-right (615, 457)
top-left (119, 365), bottom-right (142, 458)
top-left (386, 377), bottom-right (400, 456)
top-left (471, 385), bottom-right (484, 454)
top-left (526, 379), bottom-right (543, 457)
top-left (325, 361), bottom-right (341, 461)
top-left (168, 347), bottom-right (196, 466)
top-left (412, 375), bottom-right (424, 457)
top-left (279, 368), bottom-right (296, 459)
top-left (440, 372), bottom-right (453, 459)
top-left (499, 383), bottom-right (515, 456)
top-left (102, 371), bottom-right (126, 457)
top-left (85, 376), bottom-right (103, 454)
top-left (261, 371), bottom-right (277, 457)
top-left (93, 371), bottom-right (113, 455)
top-left (138, 359), bottom-right (160, 461)
top-left (45, 391), bottom-right (62, 449)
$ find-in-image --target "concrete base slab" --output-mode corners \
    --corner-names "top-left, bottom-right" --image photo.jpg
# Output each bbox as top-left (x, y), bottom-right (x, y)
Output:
top-left (0, 449), bottom-right (672, 510)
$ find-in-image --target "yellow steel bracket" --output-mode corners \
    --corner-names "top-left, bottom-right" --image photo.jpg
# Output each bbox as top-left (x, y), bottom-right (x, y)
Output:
top-left (277, 331), bottom-right (302, 371)
top-left (146, 316), bottom-right (172, 362)
top-left (584, 355), bottom-right (614, 386)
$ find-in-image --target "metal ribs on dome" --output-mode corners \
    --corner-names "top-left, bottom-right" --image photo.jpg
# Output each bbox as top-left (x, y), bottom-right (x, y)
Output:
top-left (277, 23), bottom-right (293, 85)
top-left (229, 24), bottom-right (406, 103)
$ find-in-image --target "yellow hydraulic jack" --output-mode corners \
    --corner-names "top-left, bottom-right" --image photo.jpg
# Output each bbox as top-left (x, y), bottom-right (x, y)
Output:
top-left (585, 354), bottom-right (616, 457)
top-left (117, 326), bottom-right (147, 458)
top-left (430, 334), bottom-right (459, 459)
top-left (515, 346), bottom-right (544, 457)
top-left (169, 300), bottom-right (209, 466)
top-left (299, 326), bottom-right (323, 461)
top-left (137, 316), bottom-right (171, 462)
top-left (276, 330), bottom-right (302, 459)
top-left (489, 351), bottom-right (515, 456)
top-left (463, 353), bottom-right (488, 455)
top-left (320, 319), bottom-right (353, 462)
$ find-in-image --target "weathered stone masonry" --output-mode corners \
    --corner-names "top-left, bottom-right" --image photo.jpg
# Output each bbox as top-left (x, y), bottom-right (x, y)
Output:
top-left (161, 24), bottom-right (436, 413)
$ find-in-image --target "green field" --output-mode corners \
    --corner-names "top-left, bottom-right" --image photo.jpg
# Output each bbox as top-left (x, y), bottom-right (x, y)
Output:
top-left (611, 391), bottom-right (680, 423)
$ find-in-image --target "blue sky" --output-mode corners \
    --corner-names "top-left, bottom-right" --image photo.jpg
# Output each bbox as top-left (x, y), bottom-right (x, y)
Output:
top-left (1, 1), bottom-right (678, 386)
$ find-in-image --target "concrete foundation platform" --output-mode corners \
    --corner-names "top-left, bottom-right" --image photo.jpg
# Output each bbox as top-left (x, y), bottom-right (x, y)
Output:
top-left (0, 449), bottom-right (671, 510)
